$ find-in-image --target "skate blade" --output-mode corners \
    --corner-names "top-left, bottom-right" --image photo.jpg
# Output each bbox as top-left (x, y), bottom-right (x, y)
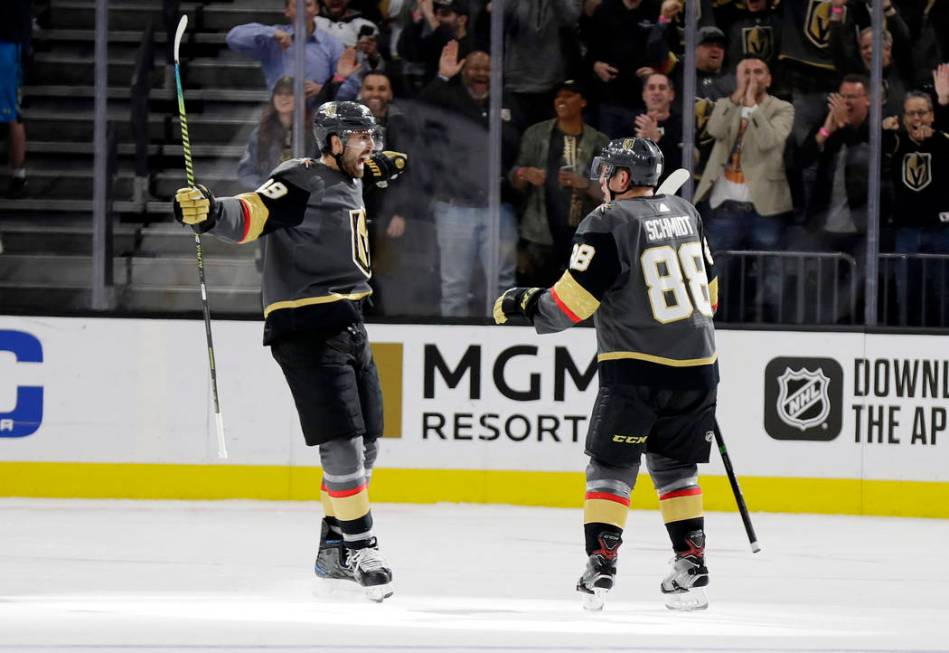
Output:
top-left (580, 588), bottom-right (607, 612)
top-left (664, 588), bottom-right (708, 611)
top-left (365, 583), bottom-right (394, 603)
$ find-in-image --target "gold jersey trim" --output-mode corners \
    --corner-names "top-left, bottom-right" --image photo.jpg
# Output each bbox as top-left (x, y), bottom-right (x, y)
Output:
top-left (235, 192), bottom-right (270, 243)
top-left (263, 290), bottom-right (373, 318)
top-left (597, 351), bottom-right (719, 367)
top-left (552, 271), bottom-right (600, 321)
top-left (776, 53), bottom-right (836, 71)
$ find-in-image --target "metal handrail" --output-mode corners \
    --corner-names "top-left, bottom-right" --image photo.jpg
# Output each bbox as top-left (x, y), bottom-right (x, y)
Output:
top-left (713, 250), bottom-right (859, 326)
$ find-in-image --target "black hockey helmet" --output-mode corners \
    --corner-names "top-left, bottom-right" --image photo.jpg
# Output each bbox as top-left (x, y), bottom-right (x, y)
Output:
top-left (313, 101), bottom-right (383, 154)
top-left (589, 137), bottom-right (664, 188)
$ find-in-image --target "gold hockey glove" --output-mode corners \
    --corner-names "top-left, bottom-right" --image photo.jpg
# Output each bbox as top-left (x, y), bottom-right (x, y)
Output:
top-left (365, 151), bottom-right (408, 188)
top-left (173, 184), bottom-right (218, 233)
top-left (493, 287), bottom-right (542, 325)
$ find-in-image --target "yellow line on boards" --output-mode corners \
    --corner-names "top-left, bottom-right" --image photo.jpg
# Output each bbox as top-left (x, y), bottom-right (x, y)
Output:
top-left (0, 462), bottom-right (947, 519)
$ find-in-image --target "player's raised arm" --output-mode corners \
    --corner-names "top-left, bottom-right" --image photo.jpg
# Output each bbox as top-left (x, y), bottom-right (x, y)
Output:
top-left (173, 160), bottom-right (320, 244)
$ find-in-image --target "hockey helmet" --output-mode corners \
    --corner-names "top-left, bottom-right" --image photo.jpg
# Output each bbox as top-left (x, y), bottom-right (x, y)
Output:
top-left (589, 137), bottom-right (664, 188)
top-left (313, 101), bottom-right (383, 154)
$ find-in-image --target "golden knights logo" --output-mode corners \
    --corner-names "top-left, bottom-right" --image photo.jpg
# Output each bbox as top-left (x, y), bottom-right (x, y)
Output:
top-left (902, 152), bottom-right (932, 191)
top-left (804, 0), bottom-right (835, 49)
top-left (764, 357), bottom-right (842, 441)
top-left (776, 367), bottom-right (831, 431)
top-left (742, 25), bottom-right (774, 60)
top-left (694, 98), bottom-right (715, 145)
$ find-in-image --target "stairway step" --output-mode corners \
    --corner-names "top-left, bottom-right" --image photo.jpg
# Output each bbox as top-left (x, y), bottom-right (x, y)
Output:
top-left (0, 253), bottom-right (261, 287)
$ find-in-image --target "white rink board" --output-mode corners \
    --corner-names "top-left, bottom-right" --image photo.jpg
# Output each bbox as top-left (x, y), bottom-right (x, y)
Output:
top-left (1, 316), bottom-right (948, 482)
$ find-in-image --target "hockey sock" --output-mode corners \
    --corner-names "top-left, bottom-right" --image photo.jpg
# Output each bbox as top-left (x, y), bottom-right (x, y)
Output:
top-left (325, 484), bottom-right (374, 546)
top-left (584, 523), bottom-right (623, 556)
top-left (658, 485), bottom-right (705, 554)
top-left (583, 488), bottom-right (629, 556)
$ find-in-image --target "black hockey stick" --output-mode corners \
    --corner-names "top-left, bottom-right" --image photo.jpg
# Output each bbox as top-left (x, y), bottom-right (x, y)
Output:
top-left (714, 421), bottom-right (759, 553)
top-left (173, 15), bottom-right (227, 459)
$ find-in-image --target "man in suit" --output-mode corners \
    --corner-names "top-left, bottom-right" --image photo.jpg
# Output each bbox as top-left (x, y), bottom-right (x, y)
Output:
top-left (694, 55), bottom-right (794, 321)
top-left (695, 55), bottom-right (794, 251)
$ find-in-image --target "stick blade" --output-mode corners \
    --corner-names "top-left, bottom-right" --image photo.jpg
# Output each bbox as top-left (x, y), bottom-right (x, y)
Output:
top-left (173, 15), bottom-right (188, 64)
top-left (656, 167), bottom-right (690, 196)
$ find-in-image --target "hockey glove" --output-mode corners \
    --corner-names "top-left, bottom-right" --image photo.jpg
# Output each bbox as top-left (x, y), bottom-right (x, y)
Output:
top-left (173, 184), bottom-right (218, 233)
top-left (493, 287), bottom-right (543, 325)
top-left (365, 151), bottom-right (408, 188)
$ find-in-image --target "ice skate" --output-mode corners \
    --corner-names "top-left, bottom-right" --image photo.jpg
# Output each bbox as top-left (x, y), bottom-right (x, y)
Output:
top-left (314, 520), bottom-right (355, 581)
top-left (347, 539), bottom-right (394, 602)
top-left (660, 532), bottom-right (709, 611)
top-left (577, 532), bottom-right (621, 611)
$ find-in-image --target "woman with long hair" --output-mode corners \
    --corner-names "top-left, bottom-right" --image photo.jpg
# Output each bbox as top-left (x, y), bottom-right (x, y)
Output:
top-left (238, 76), bottom-right (316, 190)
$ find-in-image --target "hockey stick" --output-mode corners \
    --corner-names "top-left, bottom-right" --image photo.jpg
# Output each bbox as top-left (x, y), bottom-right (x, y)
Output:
top-left (714, 421), bottom-right (759, 552)
top-left (174, 15), bottom-right (227, 459)
top-left (656, 167), bottom-right (690, 196)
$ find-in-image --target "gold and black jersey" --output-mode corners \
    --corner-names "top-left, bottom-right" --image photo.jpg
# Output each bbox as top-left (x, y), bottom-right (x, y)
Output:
top-left (531, 194), bottom-right (720, 390)
top-left (209, 158), bottom-right (374, 344)
top-left (884, 129), bottom-right (949, 228)
top-left (778, 0), bottom-right (837, 70)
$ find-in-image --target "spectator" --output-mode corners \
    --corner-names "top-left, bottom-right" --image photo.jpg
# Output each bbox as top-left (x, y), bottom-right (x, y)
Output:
top-left (510, 79), bottom-right (608, 287)
top-left (798, 74), bottom-right (873, 322)
top-left (316, 0), bottom-right (380, 48)
top-left (236, 77), bottom-right (314, 273)
top-left (499, 0), bottom-right (583, 129)
top-left (696, 56), bottom-right (794, 245)
top-left (581, 0), bottom-right (664, 138)
top-left (683, 26), bottom-right (736, 181)
top-left (883, 89), bottom-right (949, 252)
top-left (778, 0), bottom-right (840, 146)
top-left (725, 0), bottom-right (782, 73)
top-left (237, 77), bottom-right (315, 191)
top-left (419, 42), bottom-right (521, 316)
top-left (397, 0), bottom-right (476, 90)
top-left (358, 71), bottom-right (437, 315)
top-left (829, 0), bottom-right (913, 117)
top-left (882, 84), bottom-right (949, 325)
top-left (226, 0), bottom-right (345, 99)
top-left (634, 73), bottom-right (682, 177)
top-left (799, 74), bottom-right (871, 254)
top-left (694, 56), bottom-right (794, 320)
top-left (1, 0), bottom-right (31, 199)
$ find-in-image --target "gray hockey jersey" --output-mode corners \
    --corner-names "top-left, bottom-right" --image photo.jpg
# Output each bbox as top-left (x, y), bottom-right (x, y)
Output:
top-left (209, 158), bottom-right (373, 344)
top-left (532, 194), bottom-right (720, 389)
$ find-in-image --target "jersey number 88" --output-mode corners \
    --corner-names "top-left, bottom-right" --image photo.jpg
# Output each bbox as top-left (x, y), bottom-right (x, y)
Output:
top-left (641, 242), bottom-right (713, 323)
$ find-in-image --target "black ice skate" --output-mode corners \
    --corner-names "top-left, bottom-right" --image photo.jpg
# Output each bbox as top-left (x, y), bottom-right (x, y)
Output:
top-left (660, 530), bottom-right (709, 611)
top-left (314, 519), bottom-right (355, 581)
top-left (346, 538), bottom-right (394, 602)
top-left (577, 531), bottom-right (622, 611)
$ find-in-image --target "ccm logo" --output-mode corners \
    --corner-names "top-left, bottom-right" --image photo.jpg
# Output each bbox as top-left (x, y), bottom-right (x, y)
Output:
top-left (0, 330), bottom-right (44, 438)
top-left (612, 435), bottom-right (647, 444)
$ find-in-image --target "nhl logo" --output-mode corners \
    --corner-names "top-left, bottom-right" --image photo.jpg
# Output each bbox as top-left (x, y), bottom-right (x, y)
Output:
top-left (764, 357), bottom-right (842, 441)
top-left (776, 367), bottom-right (831, 431)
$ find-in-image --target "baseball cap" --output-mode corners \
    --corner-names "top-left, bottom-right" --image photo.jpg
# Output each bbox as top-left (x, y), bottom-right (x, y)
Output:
top-left (433, 0), bottom-right (469, 15)
top-left (697, 26), bottom-right (727, 46)
top-left (555, 79), bottom-right (586, 97)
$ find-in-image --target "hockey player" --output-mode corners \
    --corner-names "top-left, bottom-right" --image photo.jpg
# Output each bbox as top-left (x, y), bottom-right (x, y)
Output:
top-left (172, 101), bottom-right (407, 602)
top-left (494, 138), bottom-right (719, 611)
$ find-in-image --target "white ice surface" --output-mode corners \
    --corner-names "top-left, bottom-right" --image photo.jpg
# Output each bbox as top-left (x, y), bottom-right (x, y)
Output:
top-left (1, 500), bottom-right (947, 653)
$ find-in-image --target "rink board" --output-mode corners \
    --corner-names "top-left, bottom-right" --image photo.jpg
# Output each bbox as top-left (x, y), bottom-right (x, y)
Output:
top-left (1, 316), bottom-right (948, 517)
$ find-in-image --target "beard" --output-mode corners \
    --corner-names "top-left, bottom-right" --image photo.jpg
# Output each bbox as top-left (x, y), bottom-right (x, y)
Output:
top-left (340, 154), bottom-right (365, 178)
